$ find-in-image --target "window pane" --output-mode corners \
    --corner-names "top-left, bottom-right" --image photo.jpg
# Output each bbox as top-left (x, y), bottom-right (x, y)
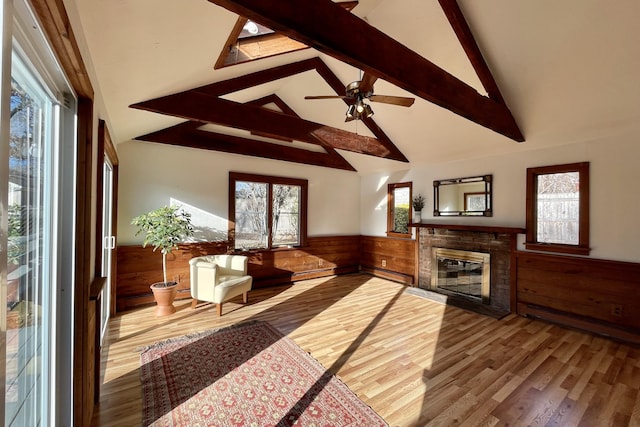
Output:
top-left (6, 60), bottom-right (53, 426)
top-left (235, 181), bottom-right (268, 249)
top-left (272, 184), bottom-right (300, 247)
top-left (392, 186), bottom-right (410, 234)
top-left (536, 172), bottom-right (580, 244)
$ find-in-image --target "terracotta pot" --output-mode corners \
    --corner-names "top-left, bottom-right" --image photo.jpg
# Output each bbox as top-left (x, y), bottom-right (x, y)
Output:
top-left (150, 282), bottom-right (178, 316)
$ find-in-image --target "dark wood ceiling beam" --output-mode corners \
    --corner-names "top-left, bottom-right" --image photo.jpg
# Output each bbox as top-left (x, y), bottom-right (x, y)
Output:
top-left (244, 94), bottom-right (358, 166)
top-left (196, 58), bottom-right (320, 97)
top-left (132, 93), bottom-right (405, 160)
top-left (215, 16), bottom-right (248, 69)
top-left (207, 0), bottom-right (524, 142)
top-left (216, 2), bottom-right (358, 69)
top-left (312, 59), bottom-right (407, 161)
top-left (131, 57), bottom-right (408, 163)
top-left (438, 0), bottom-right (505, 104)
top-left (337, 1), bottom-right (359, 11)
top-left (169, 57), bottom-right (407, 161)
top-left (246, 94), bottom-right (300, 117)
top-left (247, 94), bottom-right (297, 141)
top-left (136, 121), bottom-right (356, 171)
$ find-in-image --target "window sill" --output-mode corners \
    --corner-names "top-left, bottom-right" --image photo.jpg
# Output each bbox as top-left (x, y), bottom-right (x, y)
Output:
top-left (386, 231), bottom-right (412, 239)
top-left (524, 242), bottom-right (591, 256)
top-left (231, 245), bottom-right (302, 254)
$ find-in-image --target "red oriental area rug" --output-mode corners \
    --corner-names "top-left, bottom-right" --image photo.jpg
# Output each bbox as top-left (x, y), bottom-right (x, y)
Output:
top-left (139, 320), bottom-right (387, 426)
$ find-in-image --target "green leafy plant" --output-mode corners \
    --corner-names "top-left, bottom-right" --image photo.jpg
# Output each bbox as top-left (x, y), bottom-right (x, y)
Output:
top-left (131, 205), bottom-right (193, 286)
top-left (7, 204), bottom-right (25, 264)
top-left (412, 194), bottom-right (425, 211)
top-left (394, 206), bottom-right (409, 233)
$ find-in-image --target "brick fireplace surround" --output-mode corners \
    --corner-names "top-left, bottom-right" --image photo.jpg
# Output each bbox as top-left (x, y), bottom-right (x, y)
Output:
top-left (416, 224), bottom-right (525, 317)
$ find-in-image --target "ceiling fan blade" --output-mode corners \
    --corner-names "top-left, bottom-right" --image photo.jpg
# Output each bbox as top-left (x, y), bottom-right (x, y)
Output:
top-left (369, 94), bottom-right (415, 107)
top-left (304, 95), bottom-right (347, 100)
top-left (359, 72), bottom-right (378, 93)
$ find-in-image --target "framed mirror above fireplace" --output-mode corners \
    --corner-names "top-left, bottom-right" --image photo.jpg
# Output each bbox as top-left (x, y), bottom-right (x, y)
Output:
top-left (433, 174), bottom-right (492, 216)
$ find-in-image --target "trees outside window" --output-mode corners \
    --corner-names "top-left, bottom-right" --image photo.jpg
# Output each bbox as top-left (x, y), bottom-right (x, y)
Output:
top-left (6, 37), bottom-right (77, 424)
top-left (230, 172), bottom-right (307, 250)
top-left (387, 182), bottom-right (412, 238)
top-left (526, 162), bottom-right (590, 255)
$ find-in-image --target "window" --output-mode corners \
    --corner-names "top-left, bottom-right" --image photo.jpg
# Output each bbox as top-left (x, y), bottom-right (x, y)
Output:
top-left (387, 182), bottom-right (412, 238)
top-left (230, 172), bottom-right (308, 250)
top-left (526, 162), bottom-right (590, 255)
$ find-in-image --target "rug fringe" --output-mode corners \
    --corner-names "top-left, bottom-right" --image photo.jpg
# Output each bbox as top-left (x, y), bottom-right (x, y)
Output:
top-left (135, 319), bottom-right (265, 353)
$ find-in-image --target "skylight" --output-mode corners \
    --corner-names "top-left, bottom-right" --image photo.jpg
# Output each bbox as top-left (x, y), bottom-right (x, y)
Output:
top-left (215, 2), bottom-right (359, 69)
top-left (214, 17), bottom-right (308, 69)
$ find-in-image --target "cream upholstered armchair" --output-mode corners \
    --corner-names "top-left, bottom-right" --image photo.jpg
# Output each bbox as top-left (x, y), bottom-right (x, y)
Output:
top-left (189, 254), bottom-right (253, 316)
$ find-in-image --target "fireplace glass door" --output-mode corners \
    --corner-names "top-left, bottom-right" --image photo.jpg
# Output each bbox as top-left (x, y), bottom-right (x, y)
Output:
top-left (431, 248), bottom-right (490, 303)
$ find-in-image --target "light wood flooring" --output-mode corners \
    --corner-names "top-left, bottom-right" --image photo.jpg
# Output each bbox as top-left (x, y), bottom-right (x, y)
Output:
top-left (92, 273), bottom-right (640, 426)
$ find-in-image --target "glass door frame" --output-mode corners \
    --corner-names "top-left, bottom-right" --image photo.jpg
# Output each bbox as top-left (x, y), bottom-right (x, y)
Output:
top-left (99, 159), bottom-right (114, 344)
top-left (1, 0), bottom-right (78, 424)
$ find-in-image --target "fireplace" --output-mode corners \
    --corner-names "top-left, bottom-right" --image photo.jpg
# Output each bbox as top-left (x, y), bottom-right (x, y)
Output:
top-left (430, 248), bottom-right (490, 304)
top-left (415, 224), bottom-right (525, 317)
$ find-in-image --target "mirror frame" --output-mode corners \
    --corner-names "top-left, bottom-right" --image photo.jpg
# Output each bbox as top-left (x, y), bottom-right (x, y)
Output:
top-left (433, 174), bottom-right (493, 217)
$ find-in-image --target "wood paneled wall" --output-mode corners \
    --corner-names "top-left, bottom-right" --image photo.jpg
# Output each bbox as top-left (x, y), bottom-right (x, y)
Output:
top-left (245, 235), bottom-right (361, 286)
top-left (515, 251), bottom-right (640, 343)
top-left (360, 235), bottom-right (416, 284)
top-left (116, 241), bottom-right (228, 311)
top-left (116, 236), bottom-right (362, 311)
top-left (117, 236), bottom-right (640, 344)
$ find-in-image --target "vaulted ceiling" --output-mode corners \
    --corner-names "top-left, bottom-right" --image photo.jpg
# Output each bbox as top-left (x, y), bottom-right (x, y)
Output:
top-left (70, 0), bottom-right (640, 174)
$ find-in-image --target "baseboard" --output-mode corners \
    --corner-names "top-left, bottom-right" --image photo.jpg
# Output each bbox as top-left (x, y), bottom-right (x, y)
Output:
top-left (254, 266), bottom-right (359, 287)
top-left (360, 266), bottom-right (414, 285)
top-left (117, 288), bottom-right (192, 312)
top-left (517, 302), bottom-right (640, 345)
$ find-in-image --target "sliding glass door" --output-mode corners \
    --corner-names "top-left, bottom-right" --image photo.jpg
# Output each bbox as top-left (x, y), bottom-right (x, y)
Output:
top-left (2, 0), bottom-right (77, 424)
top-left (100, 160), bottom-right (115, 344)
top-left (5, 45), bottom-right (56, 427)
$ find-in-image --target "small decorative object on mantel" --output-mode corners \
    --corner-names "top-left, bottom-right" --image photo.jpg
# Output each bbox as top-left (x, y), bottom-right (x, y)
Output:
top-left (413, 194), bottom-right (425, 223)
top-left (132, 205), bottom-right (194, 316)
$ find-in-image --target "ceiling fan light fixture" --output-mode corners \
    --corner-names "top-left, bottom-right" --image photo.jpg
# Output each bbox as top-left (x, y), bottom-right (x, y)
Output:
top-left (307, 75), bottom-right (414, 121)
top-left (363, 103), bottom-right (374, 118)
top-left (345, 104), bottom-right (357, 122)
top-left (345, 99), bottom-right (373, 121)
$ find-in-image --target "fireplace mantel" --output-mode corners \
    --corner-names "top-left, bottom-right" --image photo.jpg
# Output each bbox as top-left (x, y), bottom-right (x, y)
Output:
top-left (412, 223), bottom-right (525, 235)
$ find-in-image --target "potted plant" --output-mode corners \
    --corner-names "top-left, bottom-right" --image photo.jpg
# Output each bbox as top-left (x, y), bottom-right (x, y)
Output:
top-left (131, 205), bottom-right (193, 316)
top-left (412, 194), bottom-right (425, 223)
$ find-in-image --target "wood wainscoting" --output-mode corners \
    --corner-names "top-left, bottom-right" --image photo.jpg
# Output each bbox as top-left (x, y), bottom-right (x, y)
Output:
top-left (245, 235), bottom-right (361, 286)
top-left (116, 236), bottom-right (362, 312)
top-left (515, 251), bottom-right (640, 344)
top-left (360, 235), bottom-right (415, 284)
top-left (116, 241), bottom-right (228, 311)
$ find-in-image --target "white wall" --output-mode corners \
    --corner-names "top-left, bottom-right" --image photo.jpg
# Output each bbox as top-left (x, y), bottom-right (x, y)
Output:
top-left (118, 133), bottom-right (640, 263)
top-left (360, 135), bottom-right (640, 263)
top-left (118, 141), bottom-right (361, 245)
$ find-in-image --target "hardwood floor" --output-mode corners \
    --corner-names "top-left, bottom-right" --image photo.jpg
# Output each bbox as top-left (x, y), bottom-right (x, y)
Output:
top-left (91, 273), bottom-right (640, 426)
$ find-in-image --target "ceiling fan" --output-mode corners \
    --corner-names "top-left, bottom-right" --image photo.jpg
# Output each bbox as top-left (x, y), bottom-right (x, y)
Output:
top-left (304, 73), bottom-right (415, 122)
